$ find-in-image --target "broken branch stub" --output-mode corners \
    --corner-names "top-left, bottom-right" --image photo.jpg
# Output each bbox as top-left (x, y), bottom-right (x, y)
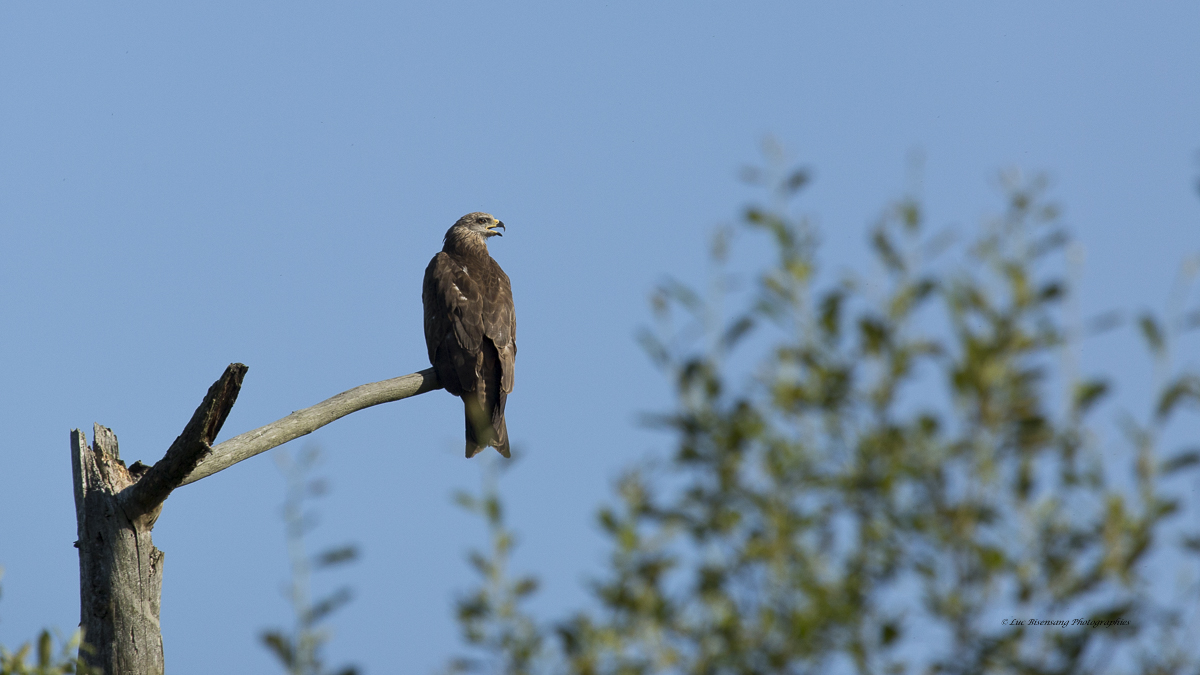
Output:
top-left (126, 362), bottom-right (247, 518)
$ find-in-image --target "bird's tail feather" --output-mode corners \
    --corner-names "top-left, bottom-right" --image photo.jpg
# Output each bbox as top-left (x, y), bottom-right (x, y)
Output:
top-left (463, 395), bottom-right (509, 458)
top-left (464, 396), bottom-right (486, 458)
top-left (463, 339), bottom-right (510, 458)
top-left (493, 414), bottom-right (510, 458)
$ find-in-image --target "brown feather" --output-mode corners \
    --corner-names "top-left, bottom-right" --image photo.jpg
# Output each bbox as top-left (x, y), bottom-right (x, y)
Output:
top-left (422, 213), bottom-right (516, 458)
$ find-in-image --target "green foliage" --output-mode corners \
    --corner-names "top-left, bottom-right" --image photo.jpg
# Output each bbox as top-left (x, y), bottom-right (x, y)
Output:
top-left (448, 163), bottom-right (1200, 674)
top-left (444, 458), bottom-right (543, 675)
top-left (0, 630), bottom-right (93, 675)
top-left (261, 446), bottom-right (360, 675)
top-left (0, 572), bottom-right (95, 675)
top-left (0, 629), bottom-right (93, 667)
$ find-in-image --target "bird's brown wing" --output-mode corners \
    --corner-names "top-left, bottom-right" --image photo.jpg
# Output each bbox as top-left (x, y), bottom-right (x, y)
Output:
top-left (422, 252), bottom-right (484, 397)
top-left (472, 256), bottom-right (516, 457)
top-left (481, 258), bottom-right (517, 396)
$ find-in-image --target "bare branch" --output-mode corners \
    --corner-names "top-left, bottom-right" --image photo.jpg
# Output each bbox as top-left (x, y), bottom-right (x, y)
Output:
top-left (180, 368), bottom-right (441, 486)
top-left (69, 366), bottom-right (438, 672)
top-left (127, 363), bottom-right (247, 517)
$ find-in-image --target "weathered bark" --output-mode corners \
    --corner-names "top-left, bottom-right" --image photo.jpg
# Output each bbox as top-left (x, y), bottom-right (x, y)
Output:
top-left (71, 363), bottom-right (442, 673)
top-left (72, 425), bottom-right (165, 675)
top-left (72, 364), bottom-right (244, 675)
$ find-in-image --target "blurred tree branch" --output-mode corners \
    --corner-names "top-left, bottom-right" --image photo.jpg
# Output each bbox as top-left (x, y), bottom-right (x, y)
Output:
top-left (261, 446), bottom-right (360, 675)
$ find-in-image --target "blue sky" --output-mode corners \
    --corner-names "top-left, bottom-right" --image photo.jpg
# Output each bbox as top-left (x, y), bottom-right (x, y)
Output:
top-left (2, 3), bottom-right (1198, 673)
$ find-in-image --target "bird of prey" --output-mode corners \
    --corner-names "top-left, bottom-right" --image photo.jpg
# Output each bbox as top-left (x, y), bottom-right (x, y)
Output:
top-left (422, 212), bottom-right (517, 458)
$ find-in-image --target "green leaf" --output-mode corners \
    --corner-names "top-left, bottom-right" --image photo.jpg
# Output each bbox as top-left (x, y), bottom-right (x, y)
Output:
top-left (720, 316), bottom-right (755, 352)
top-left (1156, 375), bottom-right (1200, 421)
top-left (1139, 313), bottom-right (1165, 357)
top-left (468, 551), bottom-right (490, 575)
top-left (485, 495), bottom-right (502, 524)
top-left (637, 329), bottom-right (671, 368)
top-left (859, 317), bottom-right (889, 354)
top-left (819, 290), bottom-right (844, 340)
top-left (514, 577), bottom-right (539, 598)
top-left (872, 228), bottom-right (905, 273)
top-left (881, 622), bottom-right (900, 646)
top-left (314, 545), bottom-right (359, 568)
top-left (260, 631), bottom-right (296, 668)
top-left (1037, 281), bottom-right (1064, 302)
top-left (1072, 379), bottom-right (1109, 416)
top-left (596, 509), bottom-right (622, 535)
top-left (453, 490), bottom-right (478, 511)
top-left (37, 631), bottom-right (50, 668)
top-left (1162, 450), bottom-right (1200, 476)
top-left (783, 168), bottom-right (811, 195)
top-left (307, 478), bottom-right (329, 497)
top-left (306, 587), bottom-right (352, 625)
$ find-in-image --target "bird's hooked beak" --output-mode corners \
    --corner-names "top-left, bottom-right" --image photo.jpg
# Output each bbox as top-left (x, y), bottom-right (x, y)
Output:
top-left (487, 220), bottom-right (505, 237)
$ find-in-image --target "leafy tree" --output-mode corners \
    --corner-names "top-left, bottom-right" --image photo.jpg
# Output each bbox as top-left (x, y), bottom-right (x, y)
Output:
top-left (446, 161), bottom-right (1200, 674)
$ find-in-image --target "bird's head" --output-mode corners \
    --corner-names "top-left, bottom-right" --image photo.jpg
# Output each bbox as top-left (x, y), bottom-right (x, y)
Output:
top-left (454, 212), bottom-right (505, 238)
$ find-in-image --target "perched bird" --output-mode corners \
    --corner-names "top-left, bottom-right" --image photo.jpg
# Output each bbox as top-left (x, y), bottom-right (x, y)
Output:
top-left (422, 212), bottom-right (517, 457)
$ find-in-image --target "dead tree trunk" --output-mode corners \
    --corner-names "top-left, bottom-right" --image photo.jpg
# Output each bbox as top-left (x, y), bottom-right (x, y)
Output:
top-left (72, 425), bottom-right (165, 674)
top-left (70, 363), bottom-right (440, 674)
